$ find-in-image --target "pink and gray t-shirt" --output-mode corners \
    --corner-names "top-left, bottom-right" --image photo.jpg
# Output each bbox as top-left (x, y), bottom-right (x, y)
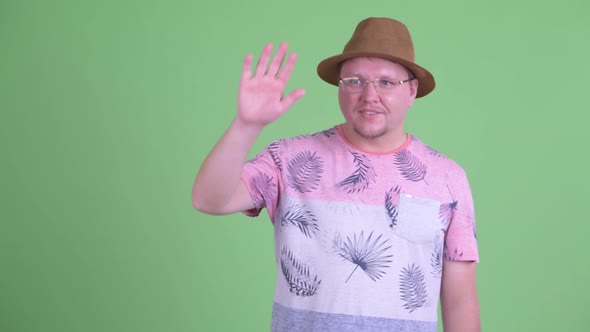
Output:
top-left (241, 125), bottom-right (479, 332)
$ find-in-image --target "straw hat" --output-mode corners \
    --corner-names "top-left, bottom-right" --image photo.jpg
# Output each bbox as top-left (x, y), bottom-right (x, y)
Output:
top-left (317, 17), bottom-right (435, 98)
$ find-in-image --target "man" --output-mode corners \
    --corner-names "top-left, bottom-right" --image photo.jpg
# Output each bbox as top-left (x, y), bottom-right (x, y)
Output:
top-left (193, 17), bottom-right (480, 332)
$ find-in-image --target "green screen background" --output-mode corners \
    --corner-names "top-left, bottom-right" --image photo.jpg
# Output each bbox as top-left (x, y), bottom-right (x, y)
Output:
top-left (2, 1), bottom-right (589, 331)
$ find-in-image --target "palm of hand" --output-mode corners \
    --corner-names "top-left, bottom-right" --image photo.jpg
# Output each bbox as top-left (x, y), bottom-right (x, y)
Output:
top-left (237, 43), bottom-right (305, 127)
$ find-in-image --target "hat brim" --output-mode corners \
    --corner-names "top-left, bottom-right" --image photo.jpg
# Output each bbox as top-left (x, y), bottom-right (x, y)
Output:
top-left (317, 52), bottom-right (435, 98)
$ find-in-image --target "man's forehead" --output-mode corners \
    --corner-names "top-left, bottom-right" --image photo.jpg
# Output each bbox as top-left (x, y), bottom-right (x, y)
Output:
top-left (340, 57), bottom-right (409, 73)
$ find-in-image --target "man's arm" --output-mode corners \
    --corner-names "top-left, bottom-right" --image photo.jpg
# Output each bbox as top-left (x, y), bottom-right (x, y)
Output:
top-left (440, 260), bottom-right (481, 332)
top-left (192, 121), bottom-right (263, 215)
top-left (192, 43), bottom-right (305, 215)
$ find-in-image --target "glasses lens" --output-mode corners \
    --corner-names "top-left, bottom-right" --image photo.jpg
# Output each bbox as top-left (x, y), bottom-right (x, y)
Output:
top-left (341, 78), bottom-right (410, 93)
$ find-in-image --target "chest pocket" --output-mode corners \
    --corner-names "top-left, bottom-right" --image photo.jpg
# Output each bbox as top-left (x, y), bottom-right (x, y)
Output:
top-left (394, 193), bottom-right (442, 243)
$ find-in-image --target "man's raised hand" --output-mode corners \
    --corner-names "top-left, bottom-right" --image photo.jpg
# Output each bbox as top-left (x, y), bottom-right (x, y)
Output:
top-left (237, 43), bottom-right (305, 127)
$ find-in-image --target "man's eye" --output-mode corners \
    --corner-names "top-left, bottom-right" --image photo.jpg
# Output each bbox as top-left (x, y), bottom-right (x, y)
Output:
top-left (349, 79), bottom-right (363, 86)
top-left (379, 80), bottom-right (394, 87)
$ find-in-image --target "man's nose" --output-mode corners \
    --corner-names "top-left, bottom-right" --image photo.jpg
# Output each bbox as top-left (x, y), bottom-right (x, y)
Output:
top-left (361, 81), bottom-right (380, 100)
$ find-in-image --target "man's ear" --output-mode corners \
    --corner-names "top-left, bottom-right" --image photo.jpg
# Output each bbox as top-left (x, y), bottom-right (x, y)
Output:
top-left (411, 79), bottom-right (419, 97)
top-left (408, 79), bottom-right (419, 106)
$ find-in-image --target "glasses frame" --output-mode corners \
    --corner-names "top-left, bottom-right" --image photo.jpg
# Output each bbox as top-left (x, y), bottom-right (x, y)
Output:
top-left (339, 77), bottom-right (415, 93)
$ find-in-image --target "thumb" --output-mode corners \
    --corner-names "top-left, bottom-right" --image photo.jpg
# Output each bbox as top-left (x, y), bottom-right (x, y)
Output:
top-left (280, 88), bottom-right (306, 113)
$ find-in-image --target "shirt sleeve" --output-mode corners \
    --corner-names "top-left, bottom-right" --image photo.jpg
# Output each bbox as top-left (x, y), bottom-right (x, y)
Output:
top-left (240, 142), bottom-right (282, 221)
top-left (444, 167), bottom-right (479, 262)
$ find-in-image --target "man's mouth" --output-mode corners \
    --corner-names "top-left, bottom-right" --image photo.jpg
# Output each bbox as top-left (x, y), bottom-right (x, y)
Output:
top-left (360, 110), bottom-right (381, 116)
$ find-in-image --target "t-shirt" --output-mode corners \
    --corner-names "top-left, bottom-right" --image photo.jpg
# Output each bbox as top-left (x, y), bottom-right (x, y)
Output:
top-left (241, 125), bottom-right (479, 332)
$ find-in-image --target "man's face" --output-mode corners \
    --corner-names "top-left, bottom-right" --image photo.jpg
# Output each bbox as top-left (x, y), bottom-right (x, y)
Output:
top-left (338, 57), bottom-right (418, 152)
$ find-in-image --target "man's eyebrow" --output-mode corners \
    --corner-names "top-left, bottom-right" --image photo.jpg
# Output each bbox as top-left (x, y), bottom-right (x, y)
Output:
top-left (340, 72), bottom-right (362, 77)
top-left (341, 74), bottom-right (402, 80)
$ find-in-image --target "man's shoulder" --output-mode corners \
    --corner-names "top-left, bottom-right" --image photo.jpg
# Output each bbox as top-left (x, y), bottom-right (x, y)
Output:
top-left (409, 135), bottom-right (466, 174)
top-left (271, 126), bottom-right (341, 147)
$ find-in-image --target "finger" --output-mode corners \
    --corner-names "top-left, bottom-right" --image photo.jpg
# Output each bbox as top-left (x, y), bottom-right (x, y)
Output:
top-left (266, 42), bottom-right (288, 77)
top-left (279, 88), bottom-right (305, 113)
top-left (254, 43), bottom-right (273, 77)
top-left (241, 53), bottom-right (253, 81)
top-left (276, 52), bottom-right (297, 83)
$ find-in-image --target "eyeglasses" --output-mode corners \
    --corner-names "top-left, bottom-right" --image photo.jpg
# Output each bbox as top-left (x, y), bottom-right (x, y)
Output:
top-left (339, 77), bottom-right (414, 93)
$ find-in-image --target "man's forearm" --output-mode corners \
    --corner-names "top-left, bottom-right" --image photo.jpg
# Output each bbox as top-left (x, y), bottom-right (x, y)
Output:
top-left (441, 261), bottom-right (481, 332)
top-left (442, 296), bottom-right (481, 332)
top-left (192, 120), bottom-right (263, 214)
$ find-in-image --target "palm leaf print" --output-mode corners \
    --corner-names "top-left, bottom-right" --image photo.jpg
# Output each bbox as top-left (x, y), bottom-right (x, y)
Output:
top-left (444, 244), bottom-right (464, 261)
top-left (430, 237), bottom-right (443, 278)
top-left (248, 173), bottom-right (276, 208)
top-left (338, 150), bottom-right (376, 194)
top-left (287, 151), bottom-right (324, 193)
top-left (394, 150), bottom-right (428, 184)
top-left (439, 201), bottom-right (458, 230)
top-left (287, 135), bottom-right (306, 142)
top-left (268, 141), bottom-right (282, 171)
top-left (333, 231), bottom-right (393, 283)
top-left (440, 185), bottom-right (458, 230)
top-left (425, 145), bottom-right (446, 158)
top-left (312, 128), bottom-right (337, 137)
top-left (385, 186), bottom-right (402, 228)
top-left (280, 247), bottom-right (321, 297)
top-left (281, 204), bottom-right (320, 238)
top-left (399, 263), bottom-right (428, 313)
top-left (469, 215), bottom-right (478, 240)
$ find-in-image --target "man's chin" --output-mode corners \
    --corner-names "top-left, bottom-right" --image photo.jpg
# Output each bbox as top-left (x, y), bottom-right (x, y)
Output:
top-left (352, 126), bottom-right (387, 140)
